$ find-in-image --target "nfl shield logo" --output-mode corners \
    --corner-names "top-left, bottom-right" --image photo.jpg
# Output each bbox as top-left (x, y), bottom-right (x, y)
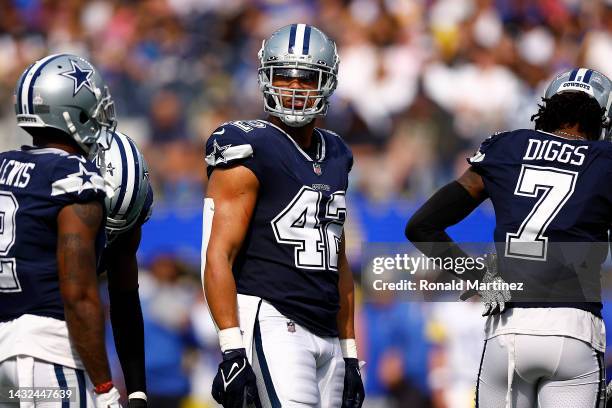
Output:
top-left (313, 163), bottom-right (322, 176)
top-left (287, 321), bottom-right (296, 333)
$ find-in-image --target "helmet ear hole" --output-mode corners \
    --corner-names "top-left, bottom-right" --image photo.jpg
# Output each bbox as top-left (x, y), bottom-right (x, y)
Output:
top-left (79, 111), bottom-right (89, 124)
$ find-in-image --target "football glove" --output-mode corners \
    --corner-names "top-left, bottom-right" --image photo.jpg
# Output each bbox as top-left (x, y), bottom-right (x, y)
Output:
top-left (460, 253), bottom-right (511, 316)
top-left (342, 358), bottom-right (365, 408)
top-left (94, 386), bottom-right (122, 408)
top-left (212, 348), bottom-right (261, 408)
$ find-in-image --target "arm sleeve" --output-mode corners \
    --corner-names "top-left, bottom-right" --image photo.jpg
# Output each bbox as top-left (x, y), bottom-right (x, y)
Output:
top-left (405, 181), bottom-right (485, 280)
top-left (109, 287), bottom-right (147, 394)
top-left (205, 125), bottom-right (260, 179)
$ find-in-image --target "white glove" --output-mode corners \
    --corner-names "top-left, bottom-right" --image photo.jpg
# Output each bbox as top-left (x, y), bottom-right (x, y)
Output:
top-left (460, 253), bottom-right (511, 316)
top-left (94, 386), bottom-right (122, 408)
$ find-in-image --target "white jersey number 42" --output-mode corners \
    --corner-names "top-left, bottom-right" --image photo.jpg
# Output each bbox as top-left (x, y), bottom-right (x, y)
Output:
top-left (272, 186), bottom-right (346, 271)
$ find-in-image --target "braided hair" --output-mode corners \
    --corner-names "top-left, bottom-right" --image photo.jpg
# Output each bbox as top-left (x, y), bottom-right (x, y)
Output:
top-left (531, 92), bottom-right (605, 141)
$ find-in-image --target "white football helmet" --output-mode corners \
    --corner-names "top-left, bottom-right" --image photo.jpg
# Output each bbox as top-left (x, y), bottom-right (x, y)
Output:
top-left (96, 132), bottom-right (151, 242)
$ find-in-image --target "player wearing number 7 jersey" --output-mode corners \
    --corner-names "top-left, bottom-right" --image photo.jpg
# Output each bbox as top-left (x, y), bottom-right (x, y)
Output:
top-left (203, 24), bottom-right (364, 407)
top-left (406, 68), bottom-right (612, 407)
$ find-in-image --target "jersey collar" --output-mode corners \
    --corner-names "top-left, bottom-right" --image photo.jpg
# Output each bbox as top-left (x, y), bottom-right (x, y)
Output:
top-left (536, 130), bottom-right (587, 142)
top-left (21, 146), bottom-right (69, 156)
top-left (262, 120), bottom-right (327, 162)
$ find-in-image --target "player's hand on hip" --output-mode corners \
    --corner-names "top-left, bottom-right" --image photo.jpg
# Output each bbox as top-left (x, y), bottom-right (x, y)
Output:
top-left (94, 386), bottom-right (122, 408)
top-left (460, 253), bottom-right (511, 316)
top-left (212, 348), bottom-right (261, 408)
top-left (342, 358), bottom-right (365, 408)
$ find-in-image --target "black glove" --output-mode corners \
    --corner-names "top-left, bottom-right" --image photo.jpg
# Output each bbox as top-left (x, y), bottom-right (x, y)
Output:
top-left (127, 398), bottom-right (147, 408)
top-left (212, 348), bottom-right (261, 408)
top-left (342, 358), bottom-right (364, 408)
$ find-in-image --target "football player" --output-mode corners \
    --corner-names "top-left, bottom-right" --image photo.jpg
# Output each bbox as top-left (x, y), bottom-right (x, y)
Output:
top-left (0, 54), bottom-right (121, 407)
top-left (406, 68), bottom-right (612, 407)
top-left (203, 24), bottom-right (365, 407)
top-left (96, 131), bottom-right (153, 408)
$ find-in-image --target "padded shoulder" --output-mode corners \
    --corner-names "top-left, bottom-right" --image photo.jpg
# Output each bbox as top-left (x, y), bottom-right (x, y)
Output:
top-left (50, 155), bottom-right (106, 204)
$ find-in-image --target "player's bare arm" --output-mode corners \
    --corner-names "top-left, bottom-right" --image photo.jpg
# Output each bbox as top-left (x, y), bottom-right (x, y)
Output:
top-left (106, 226), bottom-right (148, 402)
top-left (57, 200), bottom-right (111, 386)
top-left (457, 166), bottom-right (486, 200)
top-left (205, 165), bottom-right (261, 408)
top-left (205, 165), bottom-right (259, 330)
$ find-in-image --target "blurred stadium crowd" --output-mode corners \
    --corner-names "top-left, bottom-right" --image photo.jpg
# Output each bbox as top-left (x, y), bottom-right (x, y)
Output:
top-left (1, 0), bottom-right (612, 407)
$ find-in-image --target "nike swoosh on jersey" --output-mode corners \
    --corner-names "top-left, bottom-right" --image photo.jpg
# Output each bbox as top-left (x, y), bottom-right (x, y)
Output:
top-left (222, 360), bottom-right (246, 389)
top-left (213, 128), bottom-right (226, 135)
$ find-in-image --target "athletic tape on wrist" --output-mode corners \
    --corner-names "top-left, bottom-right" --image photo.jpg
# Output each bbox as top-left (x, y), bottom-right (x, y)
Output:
top-left (219, 327), bottom-right (243, 352)
top-left (340, 338), bottom-right (358, 359)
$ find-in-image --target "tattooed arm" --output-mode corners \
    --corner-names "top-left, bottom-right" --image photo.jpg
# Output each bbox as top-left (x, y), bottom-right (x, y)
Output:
top-left (57, 201), bottom-right (112, 386)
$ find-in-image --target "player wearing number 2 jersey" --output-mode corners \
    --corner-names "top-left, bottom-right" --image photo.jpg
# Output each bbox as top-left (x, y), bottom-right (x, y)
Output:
top-left (406, 68), bottom-right (612, 407)
top-left (203, 25), bottom-right (364, 408)
top-left (0, 54), bottom-right (122, 407)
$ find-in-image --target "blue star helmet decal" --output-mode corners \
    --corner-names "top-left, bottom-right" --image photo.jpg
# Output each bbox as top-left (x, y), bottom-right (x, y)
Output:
top-left (60, 59), bottom-right (95, 96)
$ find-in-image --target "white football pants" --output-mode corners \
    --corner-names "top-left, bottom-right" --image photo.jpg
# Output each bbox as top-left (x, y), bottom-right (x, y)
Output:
top-left (477, 334), bottom-right (605, 408)
top-left (237, 295), bottom-right (345, 407)
top-left (0, 355), bottom-right (94, 408)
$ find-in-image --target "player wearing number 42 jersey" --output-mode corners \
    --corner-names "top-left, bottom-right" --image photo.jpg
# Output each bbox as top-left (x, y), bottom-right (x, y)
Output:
top-left (203, 24), bottom-right (364, 407)
top-left (406, 68), bottom-right (612, 407)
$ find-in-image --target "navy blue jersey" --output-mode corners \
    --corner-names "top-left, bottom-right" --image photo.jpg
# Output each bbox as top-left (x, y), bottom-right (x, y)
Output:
top-left (468, 129), bottom-right (612, 315)
top-left (206, 120), bottom-right (352, 336)
top-left (98, 183), bottom-right (153, 273)
top-left (0, 147), bottom-right (106, 322)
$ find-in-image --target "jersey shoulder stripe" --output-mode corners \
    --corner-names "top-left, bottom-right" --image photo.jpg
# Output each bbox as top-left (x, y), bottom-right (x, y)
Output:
top-left (50, 161), bottom-right (105, 196)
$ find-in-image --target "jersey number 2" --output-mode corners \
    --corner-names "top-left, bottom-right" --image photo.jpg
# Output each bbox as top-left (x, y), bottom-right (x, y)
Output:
top-left (505, 165), bottom-right (578, 261)
top-left (272, 187), bottom-right (346, 270)
top-left (0, 191), bottom-right (20, 292)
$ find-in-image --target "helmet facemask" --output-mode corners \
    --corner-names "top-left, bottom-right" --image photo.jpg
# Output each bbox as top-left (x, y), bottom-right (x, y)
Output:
top-left (259, 62), bottom-right (337, 127)
top-left (69, 85), bottom-right (117, 159)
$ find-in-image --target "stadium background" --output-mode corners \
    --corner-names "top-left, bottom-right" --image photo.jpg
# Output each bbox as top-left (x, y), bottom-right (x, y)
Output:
top-left (1, 0), bottom-right (612, 406)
